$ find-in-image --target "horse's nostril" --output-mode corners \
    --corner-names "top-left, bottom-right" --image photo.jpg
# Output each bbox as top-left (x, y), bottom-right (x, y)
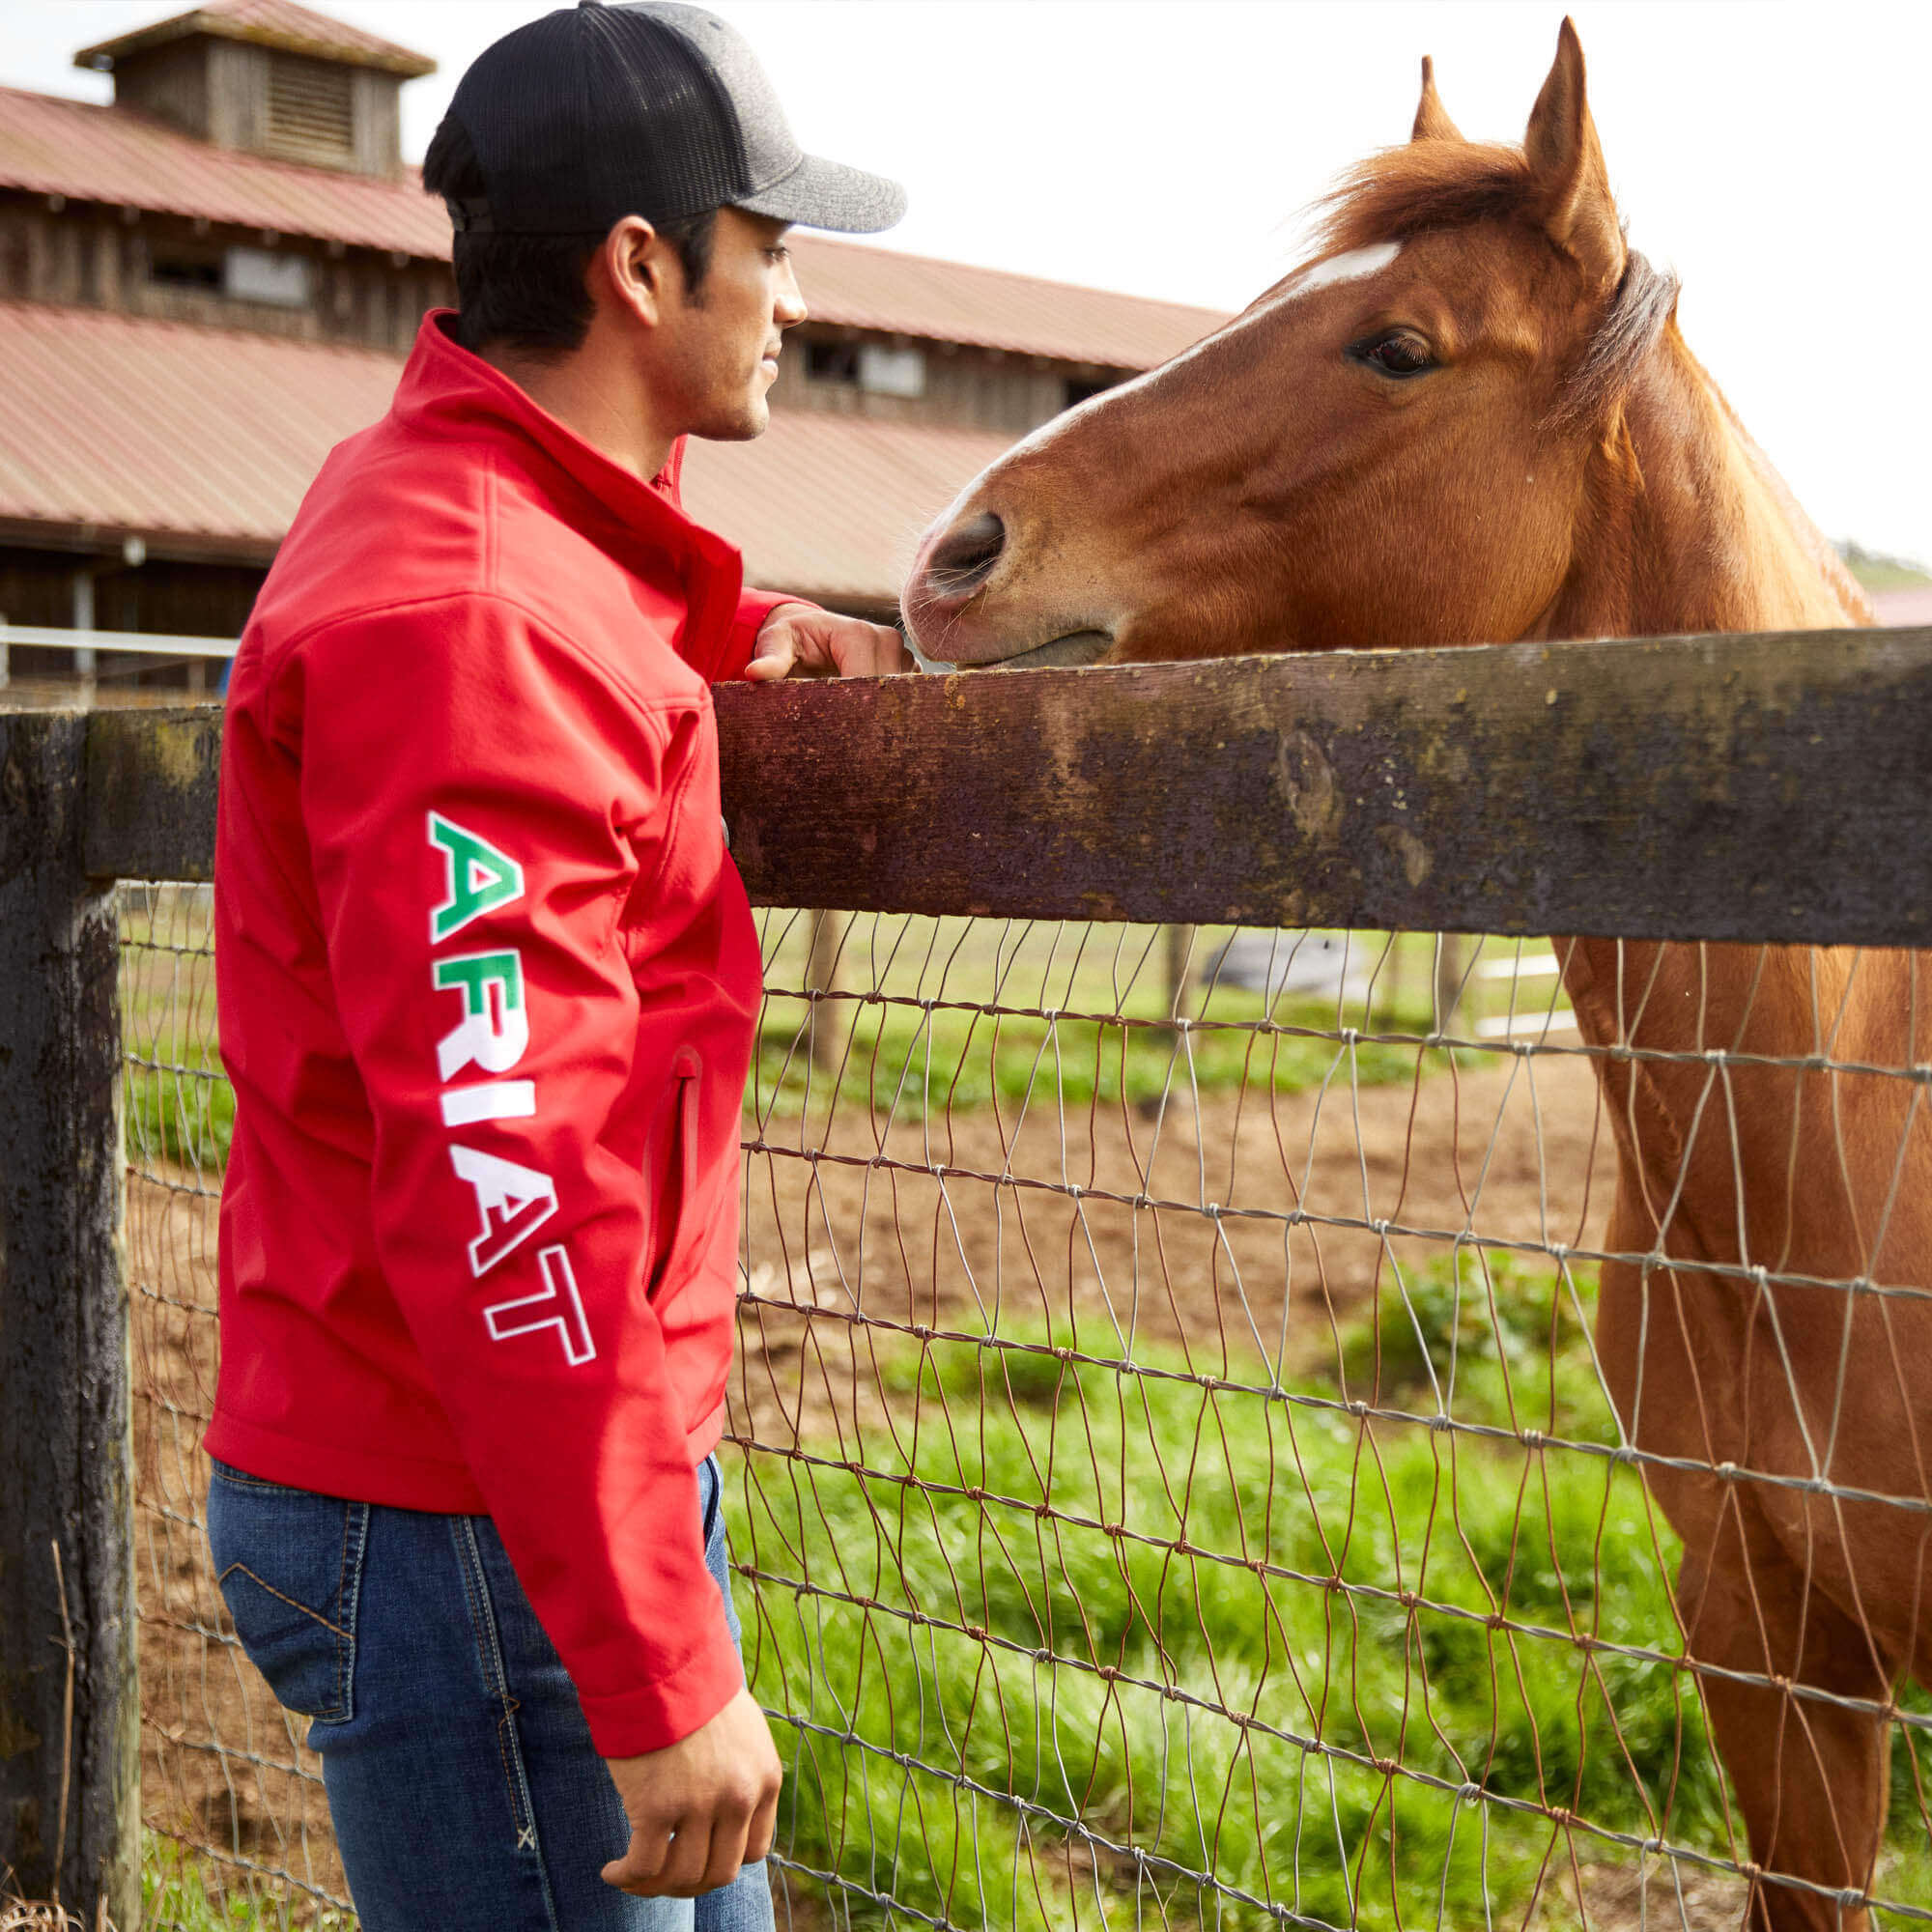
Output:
top-left (926, 511), bottom-right (1005, 593)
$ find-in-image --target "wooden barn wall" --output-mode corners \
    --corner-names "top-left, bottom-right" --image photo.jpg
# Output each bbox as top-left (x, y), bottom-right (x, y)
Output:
top-left (0, 552), bottom-right (79, 630)
top-left (205, 41), bottom-right (269, 154)
top-left (770, 328), bottom-right (1127, 437)
top-left (1, 548), bottom-right (265, 688)
top-left (349, 70), bottom-right (404, 180)
top-left (107, 40), bottom-right (212, 146)
top-left (0, 198), bottom-right (452, 355)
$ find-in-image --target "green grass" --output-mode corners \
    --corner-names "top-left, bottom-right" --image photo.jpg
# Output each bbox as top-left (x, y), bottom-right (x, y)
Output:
top-left (141, 1835), bottom-right (354, 1931)
top-left (738, 1252), bottom-right (1932, 1929)
top-left (741, 1257), bottom-right (1690, 1930)
top-left (1337, 1246), bottom-right (1619, 1436)
top-left (750, 982), bottom-right (1442, 1122)
top-left (125, 1042), bottom-right (233, 1172)
top-left (749, 916), bottom-right (1459, 1122)
top-left (120, 883), bottom-right (231, 1172)
top-left (1839, 540), bottom-right (1932, 593)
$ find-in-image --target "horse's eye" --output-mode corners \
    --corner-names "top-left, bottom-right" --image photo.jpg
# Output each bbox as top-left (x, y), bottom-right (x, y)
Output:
top-left (1352, 330), bottom-right (1435, 378)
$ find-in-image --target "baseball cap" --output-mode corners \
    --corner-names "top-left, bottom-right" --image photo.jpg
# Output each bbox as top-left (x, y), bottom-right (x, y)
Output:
top-left (443, 0), bottom-right (906, 238)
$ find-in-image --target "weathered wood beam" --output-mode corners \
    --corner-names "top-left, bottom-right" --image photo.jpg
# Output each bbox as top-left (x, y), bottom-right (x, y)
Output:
top-left (717, 627), bottom-right (1932, 946)
top-left (0, 711), bottom-right (140, 1929)
top-left (81, 627), bottom-right (1932, 947)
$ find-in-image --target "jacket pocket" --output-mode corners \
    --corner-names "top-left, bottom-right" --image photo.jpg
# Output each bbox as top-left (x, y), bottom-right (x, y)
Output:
top-left (206, 1463), bottom-right (367, 1723)
top-left (644, 1046), bottom-right (702, 1308)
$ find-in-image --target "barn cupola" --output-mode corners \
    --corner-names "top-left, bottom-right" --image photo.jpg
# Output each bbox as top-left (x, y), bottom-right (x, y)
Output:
top-left (73, 0), bottom-right (435, 180)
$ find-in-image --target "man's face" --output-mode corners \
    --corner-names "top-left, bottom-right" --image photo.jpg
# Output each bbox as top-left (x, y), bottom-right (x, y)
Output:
top-left (657, 207), bottom-right (805, 442)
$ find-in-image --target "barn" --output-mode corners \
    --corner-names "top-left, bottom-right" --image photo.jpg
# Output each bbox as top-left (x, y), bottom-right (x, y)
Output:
top-left (0, 0), bottom-right (1225, 694)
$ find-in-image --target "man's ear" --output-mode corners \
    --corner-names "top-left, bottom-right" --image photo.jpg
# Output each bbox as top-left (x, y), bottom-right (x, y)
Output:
top-left (593, 215), bottom-right (669, 328)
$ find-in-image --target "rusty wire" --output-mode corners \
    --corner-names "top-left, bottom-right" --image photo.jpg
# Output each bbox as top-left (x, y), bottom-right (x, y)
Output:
top-left (121, 894), bottom-right (1932, 1929)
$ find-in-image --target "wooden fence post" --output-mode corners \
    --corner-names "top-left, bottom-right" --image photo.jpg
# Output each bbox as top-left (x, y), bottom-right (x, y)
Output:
top-left (804, 909), bottom-right (853, 1072)
top-left (1163, 923), bottom-right (1195, 1024)
top-left (1375, 931), bottom-right (1407, 1028)
top-left (1434, 933), bottom-right (1468, 1036)
top-left (0, 711), bottom-right (140, 1928)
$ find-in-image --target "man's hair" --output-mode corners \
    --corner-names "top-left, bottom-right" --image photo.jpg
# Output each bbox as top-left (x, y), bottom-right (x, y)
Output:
top-left (422, 115), bottom-right (718, 356)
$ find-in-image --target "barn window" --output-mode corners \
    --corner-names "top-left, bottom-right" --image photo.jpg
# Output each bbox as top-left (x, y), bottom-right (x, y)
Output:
top-left (264, 53), bottom-right (355, 167)
top-left (224, 247), bottom-right (312, 307)
top-left (859, 343), bottom-right (925, 398)
top-left (807, 341), bottom-right (860, 384)
top-left (808, 340), bottom-right (928, 397)
top-left (150, 254), bottom-right (222, 292)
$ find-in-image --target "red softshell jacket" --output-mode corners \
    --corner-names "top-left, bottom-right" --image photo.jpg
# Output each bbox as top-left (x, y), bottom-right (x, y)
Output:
top-left (209, 311), bottom-right (791, 1755)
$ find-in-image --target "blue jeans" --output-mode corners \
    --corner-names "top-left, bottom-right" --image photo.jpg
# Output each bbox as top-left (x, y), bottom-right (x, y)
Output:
top-left (207, 1454), bottom-right (775, 1932)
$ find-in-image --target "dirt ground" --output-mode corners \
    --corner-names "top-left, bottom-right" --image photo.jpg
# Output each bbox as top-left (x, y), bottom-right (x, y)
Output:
top-left (733, 1043), bottom-right (1619, 1421)
top-left (1536, 1863), bottom-right (1748, 1931)
top-left (128, 1046), bottom-right (1732, 1929)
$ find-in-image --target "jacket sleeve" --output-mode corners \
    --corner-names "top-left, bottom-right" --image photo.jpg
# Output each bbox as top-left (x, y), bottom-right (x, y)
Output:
top-left (294, 592), bottom-right (743, 1757)
top-left (718, 586), bottom-right (813, 681)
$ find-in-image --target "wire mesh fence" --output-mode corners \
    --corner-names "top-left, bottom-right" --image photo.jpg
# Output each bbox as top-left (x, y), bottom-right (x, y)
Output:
top-left (121, 886), bottom-right (1932, 1930)
top-left (122, 882), bottom-right (351, 1927)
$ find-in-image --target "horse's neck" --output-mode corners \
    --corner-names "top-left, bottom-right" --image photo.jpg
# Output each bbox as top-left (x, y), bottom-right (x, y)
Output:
top-left (1542, 335), bottom-right (1878, 1069)
top-left (1545, 330), bottom-right (1870, 645)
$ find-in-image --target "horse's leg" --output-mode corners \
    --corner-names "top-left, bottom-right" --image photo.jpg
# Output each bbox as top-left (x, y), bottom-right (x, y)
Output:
top-left (1595, 1237), bottom-right (1894, 1931)
top-left (1676, 1494), bottom-right (1893, 1932)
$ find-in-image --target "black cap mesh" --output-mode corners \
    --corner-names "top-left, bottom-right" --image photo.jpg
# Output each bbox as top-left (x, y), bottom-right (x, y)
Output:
top-left (450, 5), bottom-right (756, 235)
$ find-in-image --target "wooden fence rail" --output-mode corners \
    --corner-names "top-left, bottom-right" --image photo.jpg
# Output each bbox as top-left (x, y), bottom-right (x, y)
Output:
top-left (6, 622), bottom-right (1932, 1925)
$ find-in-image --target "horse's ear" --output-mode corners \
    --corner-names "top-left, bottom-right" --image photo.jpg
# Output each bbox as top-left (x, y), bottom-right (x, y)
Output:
top-left (1411, 56), bottom-right (1464, 142)
top-left (1523, 17), bottom-right (1624, 293)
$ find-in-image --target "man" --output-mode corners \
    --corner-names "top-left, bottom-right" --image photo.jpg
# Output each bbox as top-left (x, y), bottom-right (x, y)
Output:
top-left (203, 6), bottom-right (905, 1926)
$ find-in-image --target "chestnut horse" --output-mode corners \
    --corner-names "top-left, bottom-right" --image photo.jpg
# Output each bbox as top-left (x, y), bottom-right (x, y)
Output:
top-left (902, 23), bottom-right (1928, 1931)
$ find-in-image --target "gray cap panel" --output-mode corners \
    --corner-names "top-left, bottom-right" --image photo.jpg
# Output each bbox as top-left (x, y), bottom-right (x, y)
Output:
top-left (447, 0), bottom-right (904, 237)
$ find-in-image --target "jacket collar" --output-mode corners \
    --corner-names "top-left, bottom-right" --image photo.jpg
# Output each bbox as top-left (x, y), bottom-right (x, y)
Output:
top-left (391, 311), bottom-right (744, 648)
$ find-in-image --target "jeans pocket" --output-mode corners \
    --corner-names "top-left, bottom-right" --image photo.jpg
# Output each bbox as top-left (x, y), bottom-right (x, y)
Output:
top-left (207, 1463), bottom-right (367, 1723)
top-left (699, 1455), bottom-right (744, 1650)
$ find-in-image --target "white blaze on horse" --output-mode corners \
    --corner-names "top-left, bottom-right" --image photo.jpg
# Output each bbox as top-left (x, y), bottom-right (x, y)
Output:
top-left (903, 24), bottom-right (1926, 1932)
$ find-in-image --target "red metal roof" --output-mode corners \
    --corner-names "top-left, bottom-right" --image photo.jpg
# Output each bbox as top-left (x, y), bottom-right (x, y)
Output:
top-left (0, 300), bottom-right (1009, 602)
top-left (683, 412), bottom-right (1012, 606)
top-left (76, 0), bottom-right (434, 78)
top-left (0, 299), bottom-right (399, 557)
top-left (789, 239), bottom-right (1225, 371)
top-left (0, 82), bottom-right (1226, 362)
top-left (0, 85), bottom-right (451, 258)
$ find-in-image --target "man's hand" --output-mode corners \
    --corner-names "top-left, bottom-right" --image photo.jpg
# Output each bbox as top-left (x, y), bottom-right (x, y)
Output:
top-left (742, 602), bottom-right (905, 680)
top-left (602, 1687), bottom-right (782, 1897)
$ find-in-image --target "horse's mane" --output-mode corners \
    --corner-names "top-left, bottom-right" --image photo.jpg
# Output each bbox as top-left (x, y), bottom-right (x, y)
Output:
top-left (1320, 140), bottom-right (1537, 255)
top-left (1316, 141), bottom-right (1679, 435)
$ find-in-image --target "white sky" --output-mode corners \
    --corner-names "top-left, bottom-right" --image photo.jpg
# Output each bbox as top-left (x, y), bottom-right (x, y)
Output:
top-left (8, 0), bottom-right (1929, 564)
